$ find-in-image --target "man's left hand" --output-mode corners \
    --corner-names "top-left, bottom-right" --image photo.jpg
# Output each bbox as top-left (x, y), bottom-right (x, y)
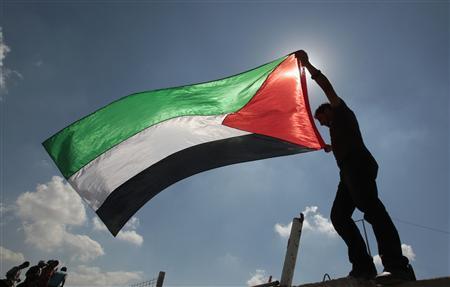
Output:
top-left (295, 50), bottom-right (309, 64)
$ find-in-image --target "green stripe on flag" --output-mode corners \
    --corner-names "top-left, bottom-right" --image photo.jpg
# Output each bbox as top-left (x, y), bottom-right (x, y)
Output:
top-left (43, 56), bottom-right (287, 178)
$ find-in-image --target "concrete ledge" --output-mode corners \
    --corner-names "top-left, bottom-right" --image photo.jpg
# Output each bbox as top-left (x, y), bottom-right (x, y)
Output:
top-left (296, 277), bottom-right (450, 287)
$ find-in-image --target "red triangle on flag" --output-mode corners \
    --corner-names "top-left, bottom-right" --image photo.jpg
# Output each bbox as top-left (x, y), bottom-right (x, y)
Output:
top-left (223, 54), bottom-right (325, 150)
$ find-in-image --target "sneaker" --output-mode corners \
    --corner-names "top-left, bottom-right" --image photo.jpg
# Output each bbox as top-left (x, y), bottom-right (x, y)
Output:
top-left (375, 264), bottom-right (416, 285)
top-left (347, 266), bottom-right (377, 281)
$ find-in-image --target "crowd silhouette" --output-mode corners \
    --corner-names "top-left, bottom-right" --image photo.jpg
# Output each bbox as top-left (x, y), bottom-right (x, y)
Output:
top-left (1, 260), bottom-right (67, 287)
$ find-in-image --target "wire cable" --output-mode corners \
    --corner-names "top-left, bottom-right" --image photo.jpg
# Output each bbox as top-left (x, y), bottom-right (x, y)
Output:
top-left (392, 217), bottom-right (450, 235)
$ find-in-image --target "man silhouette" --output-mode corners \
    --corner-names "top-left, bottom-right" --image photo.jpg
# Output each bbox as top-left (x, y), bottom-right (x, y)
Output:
top-left (296, 50), bottom-right (415, 284)
top-left (0, 262), bottom-right (30, 287)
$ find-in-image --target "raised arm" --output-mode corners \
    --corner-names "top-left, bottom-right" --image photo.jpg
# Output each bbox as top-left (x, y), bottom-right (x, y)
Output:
top-left (295, 50), bottom-right (341, 107)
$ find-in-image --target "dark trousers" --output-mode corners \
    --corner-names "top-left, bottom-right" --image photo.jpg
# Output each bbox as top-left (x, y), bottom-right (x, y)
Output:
top-left (330, 155), bottom-right (409, 271)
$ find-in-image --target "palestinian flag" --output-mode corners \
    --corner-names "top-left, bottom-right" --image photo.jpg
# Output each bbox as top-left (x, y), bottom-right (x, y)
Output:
top-left (43, 52), bottom-right (325, 236)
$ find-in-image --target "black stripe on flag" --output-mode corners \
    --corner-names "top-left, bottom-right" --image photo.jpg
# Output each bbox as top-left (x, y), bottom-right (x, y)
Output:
top-left (97, 134), bottom-right (312, 236)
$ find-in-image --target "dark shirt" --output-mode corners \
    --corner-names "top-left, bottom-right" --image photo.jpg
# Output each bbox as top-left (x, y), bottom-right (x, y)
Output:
top-left (330, 99), bottom-right (374, 168)
top-left (47, 272), bottom-right (66, 287)
top-left (6, 266), bottom-right (21, 285)
top-left (38, 266), bottom-right (57, 287)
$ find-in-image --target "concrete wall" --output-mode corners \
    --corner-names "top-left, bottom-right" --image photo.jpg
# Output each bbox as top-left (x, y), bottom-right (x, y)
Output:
top-left (296, 277), bottom-right (450, 287)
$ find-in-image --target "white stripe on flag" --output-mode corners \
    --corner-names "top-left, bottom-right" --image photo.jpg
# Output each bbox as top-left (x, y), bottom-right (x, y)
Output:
top-left (68, 115), bottom-right (250, 210)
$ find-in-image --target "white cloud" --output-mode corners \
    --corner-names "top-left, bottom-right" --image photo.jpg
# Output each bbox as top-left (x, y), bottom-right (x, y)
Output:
top-left (274, 222), bottom-right (292, 239)
top-left (22, 221), bottom-right (66, 251)
top-left (401, 244), bottom-right (416, 261)
top-left (0, 27), bottom-right (22, 98)
top-left (16, 176), bottom-right (104, 261)
top-left (124, 216), bottom-right (140, 230)
top-left (92, 216), bottom-right (144, 246)
top-left (302, 206), bottom-right (336, 236)
top-left (0, 26), bottom-right (11, 91)
top-left (274, 206), bottom-right (337, 239)
top-left (64, 233), bottom-right (104, 262)
top-left (373, 254), bottom-right (382, 268)
top-left (0, 246), bottom-right (25, 264)
top-left (247, 269), bottom-right (269, 286)
top-left (17, 176), bottom-right (86, 225)
top-left (66, 265), bottom-right (143, 286)
top-left (92, 217), bottom-right (108, 231)
top-left (117, 230), bottom-right (144, 246)
top-left (0, 202), bottom-right (15, 226)
top-left (373, 243), bottom-right (416, 268)
top-left (0, 202), bottom-right (13, 215)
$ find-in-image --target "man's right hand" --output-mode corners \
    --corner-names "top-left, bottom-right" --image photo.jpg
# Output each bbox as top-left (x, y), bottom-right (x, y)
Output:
top-left (295, 50), bottom-right (309, 65)
top-left (324, 144), bottom-right (332, 153)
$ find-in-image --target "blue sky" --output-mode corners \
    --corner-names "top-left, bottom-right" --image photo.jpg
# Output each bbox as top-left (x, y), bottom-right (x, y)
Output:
top-left (1, 1), bottom-right (448, 286)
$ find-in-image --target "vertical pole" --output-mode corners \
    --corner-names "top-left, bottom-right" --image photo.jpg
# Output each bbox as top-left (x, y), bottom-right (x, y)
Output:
top-left (280, 213), bottom-right (304, 287)
top-left (355, 219), bottom-right (372, 257)
top-left (361, 219), bottom-right (372, 257)
top-left (156, 271), bottom-right (165, 287)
